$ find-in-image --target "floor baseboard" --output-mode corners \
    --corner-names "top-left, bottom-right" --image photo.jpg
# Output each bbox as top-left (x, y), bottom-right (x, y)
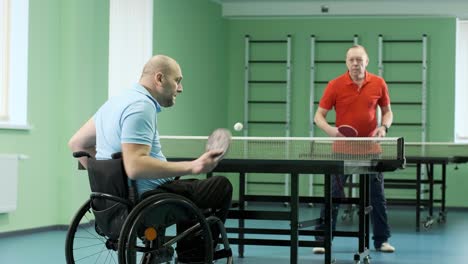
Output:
top-left (0, 224), bottom-right (69, 238)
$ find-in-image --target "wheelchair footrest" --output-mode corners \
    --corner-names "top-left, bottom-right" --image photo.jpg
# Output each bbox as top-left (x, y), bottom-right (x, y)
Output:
top-left (142, 246), bottom-right (174, 264)
top-left (231, 201), bottom-right (240, 208)
top-left (213, 248), bottom-right (233, 260)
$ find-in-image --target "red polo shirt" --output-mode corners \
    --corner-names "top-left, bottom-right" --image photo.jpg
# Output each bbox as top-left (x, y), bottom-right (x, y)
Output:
top-left (319, 71), bottom-right (390, 137)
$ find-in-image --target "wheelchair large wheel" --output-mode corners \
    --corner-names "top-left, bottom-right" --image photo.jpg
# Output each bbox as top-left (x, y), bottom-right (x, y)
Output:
top-left (65, 199), bottom-right (140, 263)
top-left (65, 199), bottom-right (118, 263)
top-left (118, 193), bottom-right (214, 264)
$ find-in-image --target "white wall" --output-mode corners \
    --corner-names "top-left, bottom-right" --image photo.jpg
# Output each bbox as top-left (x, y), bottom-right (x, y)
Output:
top-left (455, 20), bottom-right (468, 142)
top-left (108, 0), bottom-right (153, 98)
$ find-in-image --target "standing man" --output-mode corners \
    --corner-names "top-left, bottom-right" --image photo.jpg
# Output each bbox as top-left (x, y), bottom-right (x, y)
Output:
top-left (68, 55), bottom-right (233, 263)
top-left (313, 45), bottom-right (395, 253)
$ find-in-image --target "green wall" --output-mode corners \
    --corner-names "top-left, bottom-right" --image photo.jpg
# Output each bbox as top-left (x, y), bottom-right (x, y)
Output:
top-left (57, 0), bottom-right (111, 225)
top-left (0, 0), bottom-right (110, 232)
top-left (1, 1), bottom-right (467, 234)
top-left (225, 17), bottom-right (468, 207)
top-left (154, 0), bottom-right (228, 136)
top-left (0, 0), bottom-right (62, 232)
top-left (226, 17), bottom-right (456, 140)
top-left (0, 0), bottom-right (227, 233)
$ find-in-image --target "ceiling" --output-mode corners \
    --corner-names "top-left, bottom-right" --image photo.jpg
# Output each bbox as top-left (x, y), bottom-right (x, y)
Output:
top-left (214, 0), bottom-right (466, 2)
top-left (211, 0), bottom-right (468, 19)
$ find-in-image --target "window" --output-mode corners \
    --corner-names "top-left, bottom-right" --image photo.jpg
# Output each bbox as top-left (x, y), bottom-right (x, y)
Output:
top-left (0, 0), bottom-right (29, 130)
top-left (455, 20), bottom-right (468, 142)
top-left (0, 0), bottom-right (9, 120)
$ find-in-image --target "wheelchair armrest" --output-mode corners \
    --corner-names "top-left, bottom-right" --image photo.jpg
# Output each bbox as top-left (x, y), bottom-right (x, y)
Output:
top-left (111, 152), bottom-right (122, 159)
top-left (90, 192), bottom-right (134, 209)
top-left (73, 151), bottom-right (91, 158)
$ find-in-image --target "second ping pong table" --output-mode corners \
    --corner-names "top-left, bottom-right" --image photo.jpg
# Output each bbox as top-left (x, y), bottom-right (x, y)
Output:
top-left (386, 142), bottom-right (468, 231)
top-left (163, 136), bottom-right (405, 264)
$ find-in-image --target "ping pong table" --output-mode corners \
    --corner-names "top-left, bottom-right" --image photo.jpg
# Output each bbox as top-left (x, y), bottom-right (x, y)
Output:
top-left (163, 136), bottom-right (405, 264)
top-left (386, 142), bottom-right (468, 231)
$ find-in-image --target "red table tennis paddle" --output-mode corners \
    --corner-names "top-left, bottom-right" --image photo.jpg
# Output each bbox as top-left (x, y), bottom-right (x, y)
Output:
top-left (338, 125), bottom-right (358, 137)
top-left (205, 128), bottom-right (232, 161)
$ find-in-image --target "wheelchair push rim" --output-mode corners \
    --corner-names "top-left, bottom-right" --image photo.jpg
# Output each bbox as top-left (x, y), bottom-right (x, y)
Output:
top-left (118, 194), bottom-right (214, 264)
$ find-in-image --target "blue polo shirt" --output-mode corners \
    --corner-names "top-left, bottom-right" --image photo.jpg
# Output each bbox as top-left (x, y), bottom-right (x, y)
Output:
top-left (94, 83), bottom-right (174, 195)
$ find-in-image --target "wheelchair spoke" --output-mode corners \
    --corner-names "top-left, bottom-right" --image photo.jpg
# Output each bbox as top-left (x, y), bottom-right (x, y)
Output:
top-left (74, 236), bottom-right (104, 240)
top-left (74, 241), bottom-right (109, 251)
top-left (75, 246), bottom-right (113, 262)
top-left (66, 200), bottom-right (128, 264)
top-left (80, 230), bottom-right (104, 241)
top-left (99, 249), bottom-right (118, 264)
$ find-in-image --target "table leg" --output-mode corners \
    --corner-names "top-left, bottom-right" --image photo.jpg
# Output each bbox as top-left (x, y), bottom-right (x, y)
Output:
top-left (239, 172), bottom-right (245, 257)
top-left (365, 174), bottom-right (370, 250)
top-left (440, 164), bottom-right (447, 223)
top-left (290, 173), bottom-right (299, 264)
top-left (428, 164), bottom-right (434, 218)
top-left (324, 174), bottom-right (332, 264)
top-left (358, 174), bottom-right (365, 252)
top-left (416, 163), bottom-right (421, 232)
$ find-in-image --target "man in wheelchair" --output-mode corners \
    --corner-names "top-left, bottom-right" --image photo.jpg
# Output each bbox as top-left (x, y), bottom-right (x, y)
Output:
top-left (68, 55), bottom-right (233, 264)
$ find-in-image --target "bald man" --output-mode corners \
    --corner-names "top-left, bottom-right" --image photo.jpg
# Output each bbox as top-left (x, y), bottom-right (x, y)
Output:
top-left (69, 55), bottom-right (232, 263)
top-left (313, 45), bottom-right (395, 254)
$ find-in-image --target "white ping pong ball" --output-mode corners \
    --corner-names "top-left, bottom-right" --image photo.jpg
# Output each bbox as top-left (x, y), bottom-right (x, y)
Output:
top-left (234, 122), bottom-right (243, 131)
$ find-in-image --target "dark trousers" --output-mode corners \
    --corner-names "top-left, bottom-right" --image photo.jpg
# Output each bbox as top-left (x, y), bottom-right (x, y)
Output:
top-left (158, 176), bottom-right (233, 261)
top-left (315, 173), bottom-right (391, 248)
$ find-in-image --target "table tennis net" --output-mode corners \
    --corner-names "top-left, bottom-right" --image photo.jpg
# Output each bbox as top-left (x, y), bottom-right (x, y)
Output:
top-left (405, 142), bottom-right (468, 157)
top-left (160, 136), bottom-right (404, 161)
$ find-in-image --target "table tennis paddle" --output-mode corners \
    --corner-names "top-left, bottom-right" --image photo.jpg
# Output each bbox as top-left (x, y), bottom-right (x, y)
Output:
top-left (205, 128), bottom-right (232, 161)
top-left (338, 125), bottom-right (358, 137)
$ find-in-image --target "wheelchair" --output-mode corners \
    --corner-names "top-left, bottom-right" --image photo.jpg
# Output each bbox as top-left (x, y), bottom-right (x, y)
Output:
top-left (65, 151), bottom-right (233, 264)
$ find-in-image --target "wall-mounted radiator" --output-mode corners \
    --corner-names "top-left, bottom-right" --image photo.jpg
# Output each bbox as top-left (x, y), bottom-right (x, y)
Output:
top-left (0, 154), bottom-right (26, 213)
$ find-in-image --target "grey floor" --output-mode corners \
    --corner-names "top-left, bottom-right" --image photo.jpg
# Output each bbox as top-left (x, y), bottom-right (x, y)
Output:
top-left (1, 205), bottom-right (468, 264)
